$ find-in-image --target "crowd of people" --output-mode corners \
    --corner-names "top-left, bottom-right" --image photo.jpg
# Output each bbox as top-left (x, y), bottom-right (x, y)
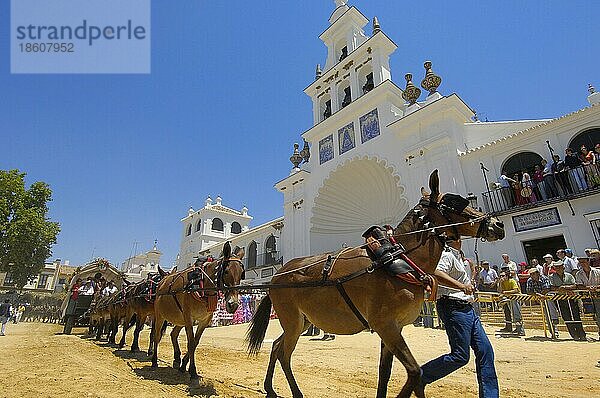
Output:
top-left (496, 143), bottom-right (600, 209)
top-left (471, 248), bottom-right (600, 341)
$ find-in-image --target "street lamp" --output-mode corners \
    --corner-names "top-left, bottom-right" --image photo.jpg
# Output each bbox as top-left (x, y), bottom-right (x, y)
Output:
top-left (466, 192), bottom-right (478, 210)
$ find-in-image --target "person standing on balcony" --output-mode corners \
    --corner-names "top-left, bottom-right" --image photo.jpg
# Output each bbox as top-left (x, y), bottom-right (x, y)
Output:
top-left (498, 171), bottom-right (517, 209)
top-left (551, 154), bottom-right (573, 195)
top-left (521, 170), bottom-right (537, 203)
top-left (564, 148), bottom-right (587, 192)
top-left (532, 164), bottom-right (545, 200)
top-left (541, 158), bottom-right (559, 198)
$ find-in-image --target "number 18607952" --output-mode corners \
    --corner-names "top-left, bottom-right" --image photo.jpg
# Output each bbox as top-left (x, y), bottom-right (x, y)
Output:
top-left (19, 42), bottom-right (74, 52)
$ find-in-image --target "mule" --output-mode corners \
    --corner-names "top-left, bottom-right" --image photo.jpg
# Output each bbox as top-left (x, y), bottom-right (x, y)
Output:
top-left (151, 241), bottom-right (245, 381)
top-left (119, 268), bottom-right (167, 353)
top-left (246, 170), bottom-right (505, 398)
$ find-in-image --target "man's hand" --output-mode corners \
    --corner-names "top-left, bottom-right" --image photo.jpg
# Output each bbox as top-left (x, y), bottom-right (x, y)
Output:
top-left (462, 283), bottom-right (474, 295)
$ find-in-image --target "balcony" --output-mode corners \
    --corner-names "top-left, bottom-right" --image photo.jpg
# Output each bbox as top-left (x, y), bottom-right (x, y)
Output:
top-left (481, 165), bottom-right (600, 215)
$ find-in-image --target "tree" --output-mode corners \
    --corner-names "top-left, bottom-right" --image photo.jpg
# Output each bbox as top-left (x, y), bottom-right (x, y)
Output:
top-left (0, 169), bottom-right (60, 289)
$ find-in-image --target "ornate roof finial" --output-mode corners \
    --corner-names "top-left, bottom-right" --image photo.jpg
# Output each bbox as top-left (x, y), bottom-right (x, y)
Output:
top-left (290, 143), bottom-right (303, 169)
top-left (421, 60), bottom-right (442, 95)
top-left (372, 17), bottom-right (381, 34)
top-left (300, 139), bottom-right (310, 163)
top-left (315, 64), bottom-right (322, 80)
top-left (402, 73), bottom-right (421, 105)
top-left (589, 83), bottom-right (596, 95)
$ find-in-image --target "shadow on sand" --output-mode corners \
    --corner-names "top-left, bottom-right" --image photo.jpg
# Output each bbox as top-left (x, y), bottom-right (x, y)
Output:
top-left (133, 365), bottom-right (219, 396)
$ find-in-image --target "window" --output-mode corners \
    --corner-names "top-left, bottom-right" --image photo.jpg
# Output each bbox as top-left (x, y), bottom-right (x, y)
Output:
top-left (339, 46), bottom-right (348, 61)
top-left (37, 274), bottom-right (49, 289)
top-left (231, 222), bottom-right (241, 234)
top-left (247, 241), bottom-right (257, 269)
top-left (195, 219), bottom-right (202, 232)
top-left (501, 151), bottom-right (543, 178)
top-left (211, 218), bottom-right (224, 231)
top-left (265, 235), bottom-right (277, 265)
top-left (186, 224), bottom-right (192, 236)
top-left (568, 128), bottom-right (600, 155)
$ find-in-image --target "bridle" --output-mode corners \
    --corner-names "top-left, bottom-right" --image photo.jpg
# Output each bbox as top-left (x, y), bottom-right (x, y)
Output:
top-left (207, 255), bottom-right (244, 291)
top-left (395, 193), bottom-right (491, 255)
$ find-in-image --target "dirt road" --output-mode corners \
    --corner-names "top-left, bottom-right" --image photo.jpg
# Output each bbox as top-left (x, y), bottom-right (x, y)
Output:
top-left (0, 321), bottom-right (598, 397)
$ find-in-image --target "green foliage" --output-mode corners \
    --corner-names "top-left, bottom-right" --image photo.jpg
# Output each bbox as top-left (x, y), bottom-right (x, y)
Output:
top-left (0, 170), bottom-right (60, 288)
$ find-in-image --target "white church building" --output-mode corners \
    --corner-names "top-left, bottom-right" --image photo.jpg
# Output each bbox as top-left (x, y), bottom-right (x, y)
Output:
top-left (179, 0), bottom-right (600, 278)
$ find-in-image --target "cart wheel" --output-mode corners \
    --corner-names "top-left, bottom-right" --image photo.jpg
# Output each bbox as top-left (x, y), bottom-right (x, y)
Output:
top-left (63, 315), bottom-right (74, 335)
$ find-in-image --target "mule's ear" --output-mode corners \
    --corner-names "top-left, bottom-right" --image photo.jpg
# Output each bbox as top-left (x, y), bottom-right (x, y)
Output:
top-left (158, 266), bottom-right (167, 277)
top-left (223, 241), bottom-right (232, 259)
top-left (420, 187), bottom-right (429, 197)
top-left (429, 169), bottom-right (440, 200)
top-left (234, 246), bottom-right (245, 260)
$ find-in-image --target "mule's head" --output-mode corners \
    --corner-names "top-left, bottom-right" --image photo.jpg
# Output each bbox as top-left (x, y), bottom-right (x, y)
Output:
top-left (217, 241), bottom-right (245, 314)
top-left (419, 170), bottom-right (505, 242)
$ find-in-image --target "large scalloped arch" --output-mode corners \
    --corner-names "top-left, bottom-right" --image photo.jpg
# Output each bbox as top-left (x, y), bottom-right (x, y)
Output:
top-left (310, 155), bottom-right (409, 239)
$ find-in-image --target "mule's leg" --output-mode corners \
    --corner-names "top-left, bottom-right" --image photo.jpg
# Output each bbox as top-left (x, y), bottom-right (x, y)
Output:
top-left (274, 309), bottom-right (305, 398)
top-left (119, 315), bottom-right (136, 349)
top-left (377, 326), bottom-right (424, 398)
top-left (376, 340), bottom-right (394, 398)
top-left (264, 334), bottom-right (284, 398)
top-left (170, 325), bottom-right (183, 370)
top-left (131, 317), bottom-right (144, 352)
top-left (151, 318), bottom-right (166, 368)
top-left (147, 319), bottom-right (154, 356)
top-left (180, 324), bottom-right (207, 373)
top-left (184, 322), bottom-right (199, 380)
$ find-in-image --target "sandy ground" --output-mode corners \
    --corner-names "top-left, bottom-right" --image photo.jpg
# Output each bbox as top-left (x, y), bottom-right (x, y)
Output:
top-left (0, 321), bottom-right (598, 398)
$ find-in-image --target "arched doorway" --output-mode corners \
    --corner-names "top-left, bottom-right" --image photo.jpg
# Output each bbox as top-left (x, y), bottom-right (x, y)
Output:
top-left (501, 151), bottom-right (544, 178)
top-left (247, 241), bottom-right (257, 269)
top-left (310, 157), bottom-right (409, 254)
top-left (568, 128), bottom-right (600, 155)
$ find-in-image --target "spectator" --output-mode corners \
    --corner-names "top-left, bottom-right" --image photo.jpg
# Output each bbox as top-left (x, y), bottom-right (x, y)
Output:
top-left (585, 248), bottom-right (600, 268)
top-left (557, 249), bottom-right (578, 276)
top-left (497, 270), bottom-right (525, 335)
top-left (525, 268), bottom-right (559, 337)
top-left (532, 164), bottom-right (545, 200)
top-left (102, 280), bottom-right (118, 297)
top-left (0, 299), bottom-right (11, 336)
top-left (574, 256), bottom-right (600, 339)
top-left (565, 148), bottom-right (587, 191)
top-left (501, 254), bottom-right (518, 281)
top-left (521, 171), bottom-right (537, 203)
top-left (530, 258), bottom-right (543, 276)
top-left (551, 154), bottom-right (573, 195)
top-left (541, 158), bottom-right (559, 198)
top-left (79, 278), bottom-right (95, 296)
top-left (549, 261), bottom-right (587, 341)
top-left (542, 254), bottom-right (555, 276)
top-left (498, 171), bottom-right (517, 208)
top-left (477, 261), bottom-right (498, 292)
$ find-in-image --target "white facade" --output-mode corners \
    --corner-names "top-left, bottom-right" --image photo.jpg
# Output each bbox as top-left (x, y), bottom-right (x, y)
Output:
top-left (178, 196), bottom-right (252, 269)
top-left (121, 242), bottom-right (162, 281)
top-left (275, 1), bottom-right (600, 266)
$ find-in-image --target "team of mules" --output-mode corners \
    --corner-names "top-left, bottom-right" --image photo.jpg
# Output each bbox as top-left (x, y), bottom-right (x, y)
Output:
top-left (86, 170), bottom-right (505, 398)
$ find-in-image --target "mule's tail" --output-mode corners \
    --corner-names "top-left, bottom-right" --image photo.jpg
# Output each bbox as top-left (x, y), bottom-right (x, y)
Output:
top-left (246, 295), bottom-right (272, 356)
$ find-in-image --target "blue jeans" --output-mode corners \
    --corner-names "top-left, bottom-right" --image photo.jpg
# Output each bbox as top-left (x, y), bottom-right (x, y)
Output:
top-left (421, 299), bottom-right (499, 398)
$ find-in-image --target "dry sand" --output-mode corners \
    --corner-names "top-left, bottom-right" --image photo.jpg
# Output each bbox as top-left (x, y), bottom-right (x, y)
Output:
top-left (0, 321), bottom-right (598, 398)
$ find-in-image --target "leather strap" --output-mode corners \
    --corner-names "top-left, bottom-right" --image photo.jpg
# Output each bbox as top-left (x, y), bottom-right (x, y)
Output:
top-left (335, 283), bottom-right (370, 331)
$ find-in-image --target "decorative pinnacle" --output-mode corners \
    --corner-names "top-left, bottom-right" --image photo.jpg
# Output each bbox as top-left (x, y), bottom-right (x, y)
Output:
top-left (300, 139), bottom-right (310, 163)
top-left (315, 64), bottom-right (322, 80)
top-left (589, 83), bottom-right (596, 95)
top-left (402, 73), bottom-right (421, 105)
top-left (420, 60), bottom-right (442, 95)
top-left (290, 143), bottom-right (303, 169)
top-left (373, 17), bottom-right (381, 34)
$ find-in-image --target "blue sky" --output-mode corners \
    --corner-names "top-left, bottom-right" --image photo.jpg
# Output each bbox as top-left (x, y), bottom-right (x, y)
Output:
top-left (1, 1), bottom-right (599, 268)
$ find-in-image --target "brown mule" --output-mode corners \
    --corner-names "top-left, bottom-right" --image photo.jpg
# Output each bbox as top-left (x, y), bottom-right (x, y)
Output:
top-left (151, 241), bottom-right (245, 380)
top-left (246, 170), bottom-right (505, 398)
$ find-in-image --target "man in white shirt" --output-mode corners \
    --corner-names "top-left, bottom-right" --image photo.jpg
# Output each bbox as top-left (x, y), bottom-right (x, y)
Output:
top-left (419, 241), bottom-right (499, 398)
top-left (477, 261), bottom-right (498, 292)
top-left (102, 280), bottom-right (118, 297)
top-left (501, 254), bottom-right (519, 282)
top-left (558, 249), bottom-right (578, 275)
top-left (575, 256), bottom-right (600, 337)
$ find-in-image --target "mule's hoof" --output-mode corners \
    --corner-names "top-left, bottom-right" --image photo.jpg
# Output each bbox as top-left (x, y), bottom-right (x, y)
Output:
top-left (151, 362), bottom-right (158, 368)
top-left (130, 347), bottom-right (139, 352)
top-left (147, 350), bottom-right (153, 356)
top-left (173, 360), bottom-right (181, 369)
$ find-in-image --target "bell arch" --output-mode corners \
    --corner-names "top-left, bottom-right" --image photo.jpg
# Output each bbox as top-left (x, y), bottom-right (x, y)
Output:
top-left (310, 156), bottom-right (409, 254)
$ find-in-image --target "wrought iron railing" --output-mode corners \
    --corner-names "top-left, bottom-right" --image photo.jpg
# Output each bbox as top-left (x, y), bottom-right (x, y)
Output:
top-left (481, 164), bottom-right (600, 214)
